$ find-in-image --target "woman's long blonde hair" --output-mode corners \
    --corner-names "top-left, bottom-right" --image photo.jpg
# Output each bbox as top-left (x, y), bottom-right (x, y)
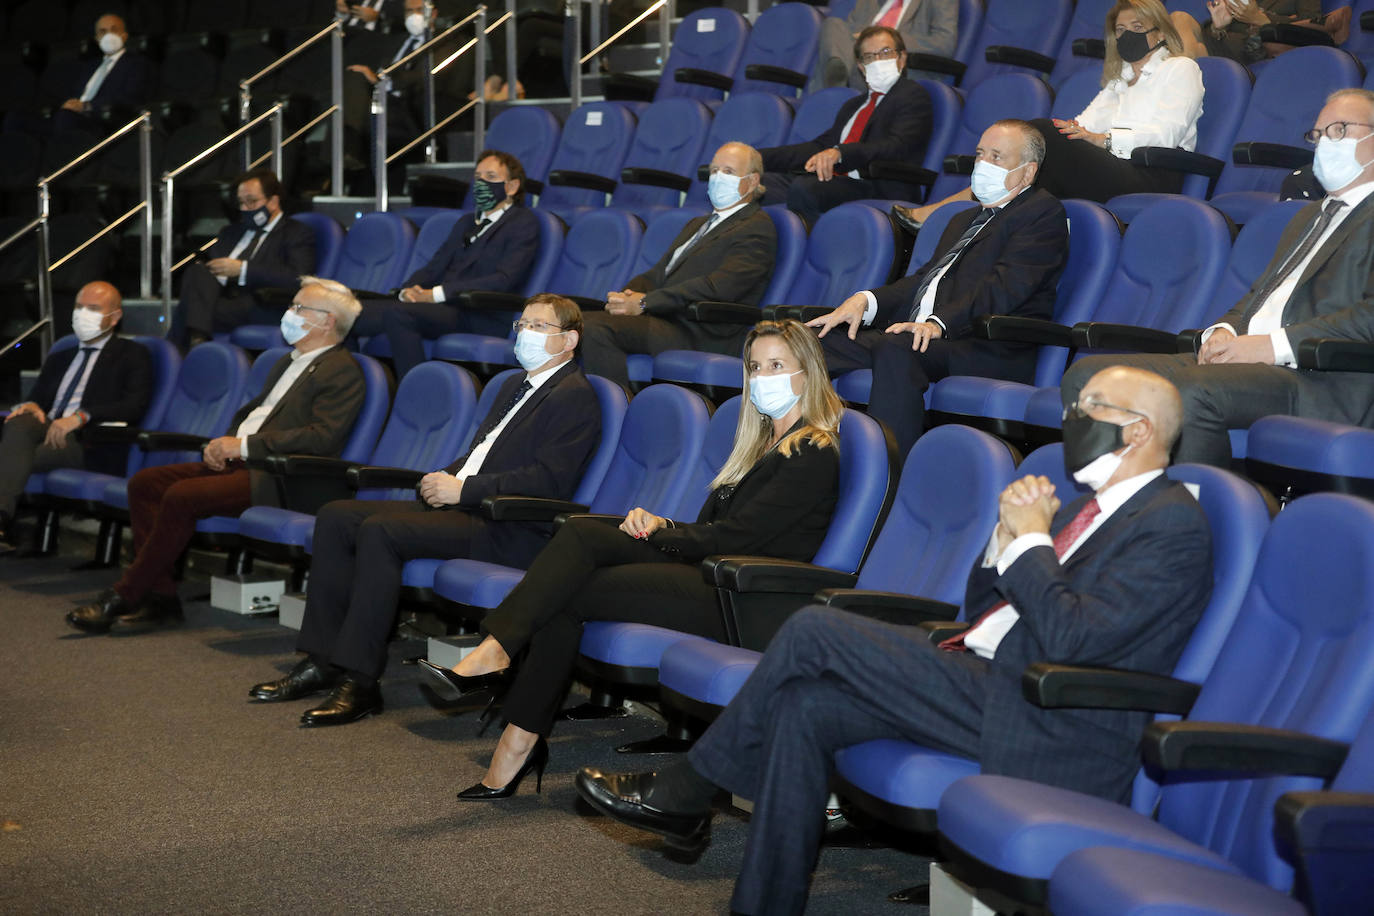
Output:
top-left (710, 320), bottom-right (843, 490)
top-left (1101, 0), bottom-right (1184, 86)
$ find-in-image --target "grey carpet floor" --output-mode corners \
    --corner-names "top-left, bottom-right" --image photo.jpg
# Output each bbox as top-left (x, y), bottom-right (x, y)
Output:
top-left (0, 545), bottom-right (930, 915)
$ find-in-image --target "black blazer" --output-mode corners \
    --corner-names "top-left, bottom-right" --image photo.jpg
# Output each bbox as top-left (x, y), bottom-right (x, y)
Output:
top-left (206, 216), bottom-right (318, 292)
top-left (627, 203), bottom-right (777, 351)
top-left (962, 476), bottom-right (1213, 803)
top-left (29, 336), bottom-right (154, 475)
top-left (405, 205), bottom-right (541, 300)
top-left (442, 361), bottom-right (603, 566)
top-left (650, 429), bottom-right (840, 564)
top-left (72, 51), bottom-right (152, 109)
top-left (761, 78), bottom-right (933, 198)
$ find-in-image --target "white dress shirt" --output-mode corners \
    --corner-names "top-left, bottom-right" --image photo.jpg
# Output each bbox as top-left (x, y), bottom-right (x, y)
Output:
top-left (964, 469), bottom-right (1165, 659)
top-left (80, 49), bottom-right (125, 104)
top-left (428, 204), bottom-right (509, 303)
top-left (234, 346), bottom-right (332, 456)
top-left (222, 212), bottom-right (283, 287)
top-left (51, 334), bottom-right (113, 419)
top-left (836, 90), bottom-right (891, 179)
top-left (454, 362), bottom-right (561, 479)
top-left (1076, 49), bottom-right (1203, 159)
top-left (665, 198), bottom-right (751, 271)
top-left (337, 0), bottom-right (386, 30)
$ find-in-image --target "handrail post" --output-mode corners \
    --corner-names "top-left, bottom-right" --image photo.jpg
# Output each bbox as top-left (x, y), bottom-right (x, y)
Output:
top-left (423, 31), bottom-right (438, 164)
top-left (36, 184), bottom-right (53, 357)
top-left (271, 106), bottom-right (283, 174)
top-left (588, 0), bottom-right (601, 74)
top-left (331, 22), bottom-right (344, 196)
top-left (659, 0), bottom-right (672, 68)
top-left (374, 75), bottom-right (391, 212)
top-left (239, 82), bottom-right (253, 171)
top-left (474, 5), bottom-right (487, 159)
top-left (161, 175), bottom-right (174, 328)
top-left (570, 0), bottom-right (582, 110)
top-left (505, 0), bottom-right (517, 107)
top-left (139, 113), bottom-right (153, 299)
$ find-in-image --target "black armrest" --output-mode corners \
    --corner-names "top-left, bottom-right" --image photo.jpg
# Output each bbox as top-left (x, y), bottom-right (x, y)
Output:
top-left (1022, 662), bottom-right (1200, 714)
top-left (907, 52), bottom-right (966, 81)
top-left (686, 301), bottom-right (762, 324)
top-left (454, 290), bottom-right (525, 311)
top-left (565, 295), bottom-right (606, 313)
top-left (1131, 146), bottom-right (1226, 179)
top-left (601, 72), bottom-right (658, 102)
top-left (1296, 338), bottom-right (1374, 372)
top-left (1275, 790), bottom-right (1374, 870)
top-left (1072, 37), bottom-right (1106, 59)
top-left (1178, 328), bottom-right (1204, 355)
top-left (943, 154), bottom-right (976, 175)
top-left (620, 167), bottom-right (691, 192)
top-left (742, 63), bottom-right (807, 88)
top-left (764, 305), bottom-right (830, 323)
top-left (674, 67), bottom-right (734, 90)
top-left (523, 177), bottom-right (545, 196)
top-left (277, 455), bottom-right (356, 479)
top-left (546, 169), bottom-right (617, 194)
top-left (81, 424), bottom-right (142, 445)
top-left (983, 45), bottom-right (1055, 73)
top-left (137, 431), bottom-right (209, 451)
top-left (346, 465), bottom-right (425, 490)
top-left (815, 589), bottom-right (960, 625)
top-left (1364, 9), bottom-right (1374, 31)
top-left (974, 314), bottom-right (1074, 347)
top-left (1258, 22), bottom-right (1335, 47)
top-left (1232, 141), bottom-right (1314, 170)
top-left (1070, 321), bottom-right (1192, 354)
top-left (1142, 721), bottom-right (1349, 779)
top-left (552, 512), bottom-right (624, 532)
top-left (920, 620), bottom-right (968, 642)
top-left (707, 556), bottom-right (858, 594)
top-left (479, 494), bottom-right (589, 521)
top-left (868, 160), bottom-right (938, 187)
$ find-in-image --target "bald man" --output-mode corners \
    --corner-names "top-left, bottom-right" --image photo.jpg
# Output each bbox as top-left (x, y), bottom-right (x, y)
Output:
top-left (0, 282), bottom-right (152, 554)
top-left (579, 366), bottom-right (1214, 916)
top-left (53, 14), bottom-right (152, 133)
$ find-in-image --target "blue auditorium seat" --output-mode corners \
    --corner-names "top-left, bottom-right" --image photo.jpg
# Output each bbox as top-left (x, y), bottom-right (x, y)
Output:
top-left (728, 2), bottom-right (823, 97)
top-left (538, 102), bottom-right (638, 225)
top-left (1245, 408), bottom-right (1374, 501)
top-left (1047, 0), bottom-right (1117, 87)
top-left (360, 210), bottom-right (465, 361)
top-left (926, 74), bottom-right (1054, 202)
top-left (614, 7), bottom-right (749, 103)
top-left (1049, 66), bottom-right (1103, 124)
top-left (290, 211), bottom-right (344, 278)
top-left (786, 86), bottom-right (859, 145)
top-left (460, 107), bottom-right (562, 209)
top-left (684, 92), bottom-right (794, 207)
top-left (918, 0), bottom-right (1074, 89)
top-left (610, 97), bottom-right (714, 223)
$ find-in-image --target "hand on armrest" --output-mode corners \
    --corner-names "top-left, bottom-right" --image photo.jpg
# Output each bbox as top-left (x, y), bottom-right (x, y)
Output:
top-left (919, 620), bottom-right (968, 643)
top-left (1142, 720), bottom-right (1349, 779)
top-left (1021, 662), bottom-right (1201, 713)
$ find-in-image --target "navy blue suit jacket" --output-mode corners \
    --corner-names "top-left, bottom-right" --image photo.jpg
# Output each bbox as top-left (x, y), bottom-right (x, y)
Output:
top-left (206, 216), bottom-right (318, 292)
top-left (963, 476), bottom-right (1213, 802)
top-left (71, 51), bottom-right (152, 109)
top-left (28, 336), bottom-right (153, 474)
top-left (405, 205), bottom-right (540, 301)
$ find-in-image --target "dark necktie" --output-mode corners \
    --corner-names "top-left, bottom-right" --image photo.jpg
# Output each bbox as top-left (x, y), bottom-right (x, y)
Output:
top-left (666, 213), bottom-right (719, 275)
top-left (243, 229), bottom-right (267, 261)
top-left (907, 207), bottom-right (996, 322)
top-left (51, 347), bottom-right (96, 418)
top-left (1245, 197), bottom-right (1346, 323)
top-left (465, 218), bottom-right (489, 247)
top-left (471, 379), bottom-right (532, 447)
top-left (842, 91), bottom-right (880, 144)
top-left (941, 497), bottom-right (1102, 652)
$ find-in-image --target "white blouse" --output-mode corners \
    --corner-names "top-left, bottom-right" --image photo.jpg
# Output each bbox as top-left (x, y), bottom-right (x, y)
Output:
top-left (1076, 49), bottom-right (1205, 160)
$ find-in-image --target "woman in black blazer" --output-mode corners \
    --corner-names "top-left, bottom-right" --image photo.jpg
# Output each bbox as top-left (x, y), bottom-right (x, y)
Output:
top-left (420, 319), bottom-right (844, 798)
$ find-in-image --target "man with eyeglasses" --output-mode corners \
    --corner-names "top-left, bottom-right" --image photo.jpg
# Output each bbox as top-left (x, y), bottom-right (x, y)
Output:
top-left (812, 0), bottom-right (957, 91)
top-left (244, 294), bottom-right (601, 727)
top-left (756, 26), bottom-right (933, 224)
top-left (351, 150), bottom-right (540, 380)
top-left (169, 168), bottom-right (317, 350)
top-left (578, 365), bottom-right (1212, 915)
top-left (1063, 88), bottom-right (1374, 468)
top-left (66, 277), bottom-right (366, 636)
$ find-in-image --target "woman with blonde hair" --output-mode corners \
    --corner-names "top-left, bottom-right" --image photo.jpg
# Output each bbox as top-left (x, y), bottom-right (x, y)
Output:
top-left (421, 319), bottom-right (844, 798)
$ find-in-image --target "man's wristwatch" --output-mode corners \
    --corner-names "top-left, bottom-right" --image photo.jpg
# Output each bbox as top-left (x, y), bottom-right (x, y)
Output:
top-left (1103, 131), bottom-right (1113, 154)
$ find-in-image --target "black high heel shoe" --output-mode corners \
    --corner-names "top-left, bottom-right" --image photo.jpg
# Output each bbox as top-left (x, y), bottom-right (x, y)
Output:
top-left (456, 737), bottom-right (549, 800)
top-left (416, 658), bottom-right (508, 702)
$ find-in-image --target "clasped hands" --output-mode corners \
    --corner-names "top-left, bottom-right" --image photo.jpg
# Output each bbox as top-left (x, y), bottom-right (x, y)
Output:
top-left (419, 471), bottom-right (464, 507)
top-left (620, 507), bottom-right (668, 539)
top-left (605, 289), bottom-right (646, 315)
top-left (399, 285), bottom-right (435, 303)
top-left (6, 403), bottom-right (84, 449)
top-left (1050, 119), bottom-right (1108, 148)
top-left (805, 294), bottom-right (943, 350)
top-left (1196, 327), bottom-right (1275, 365)
top-left (202, 436), bottom-right (244, 471)
top-left (993, 474), bottom-right (1060, 554)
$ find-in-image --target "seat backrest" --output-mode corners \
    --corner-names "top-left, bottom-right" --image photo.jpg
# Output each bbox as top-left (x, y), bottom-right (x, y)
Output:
top-left (928, 73), bottom-right (1054, 200)
top-left (612, 97), bottom-right (714, 218)
top-left (785, 203), bottom-right (896, 308)
top-left (674, 394), bottom-right (744, 520)
top-left (1211, 198), bottom-right (1307, 314)
top-left (917, 79), bottom-right (964, 177)
top-left (807, 407), bottom-right (895, 574)
top-left (1049, 66), bottom-right (1104, 123)
top-left (1033, 199), bottom-right (1123, 387)
top-left (547, 208), bottom-right (644, 297)
top-left (401, 209), bottom-right (464, 280)
top-left (1048, 0), bottom-right (1117, 85)
top-left (587, 383), bottom-right (711, 517)
top-left (356, 361), bottom-right (478, 500)
top-left (539, 102), bottom-right (638, 212)
top-left (1346, 0), bottom-right (1374, 64)
top-left (290, 212), bottom-right (345, 279)
top-left (687, 92), bottom-right (794, 205)
top-left (339, 352), bottom-right (391, 464)
top-left (332, 212), bottom-right (417, 293)
top-left (141, 341), bottom-right (249, 468)
top-left (243, 346), bottom-right (291, 403)
top-left (461, 107), bottom-right (563, 209)
top-left (951, 0), bottom-right (986, 64)
top-left (760, 204), bottom-right (809, 306)
top-left (905, 199), bottom-right (981, 276)
top-left (787, 86), bottom-right (860, 144)
top-left (1182, 56), bottom-right (1252, 199)
top-left (634, 207), bottom-right (710, 277)
top-left (731, 2), bottom-right (823, 97)
top-left (571, 375), bottom-right (632, 505)
top-left (656, 6), bottom-right (750, 102)
top-left (1155, 493), bottom-right (1374, 891)
top-left (854, 424), bottom-right (1016, 603)
top-left (960, 0), bottom-right (1074, 88)
top-left (1017, 442), bottom-right (1086, 503)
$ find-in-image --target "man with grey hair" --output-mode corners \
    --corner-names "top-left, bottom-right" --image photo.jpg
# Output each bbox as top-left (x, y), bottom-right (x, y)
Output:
top-left (808, 120), bottom-right (1067, 456)
top-left (1063, 88), bottom-right (1374, 467)
top-left (67, 278), bottom-right (367, 635)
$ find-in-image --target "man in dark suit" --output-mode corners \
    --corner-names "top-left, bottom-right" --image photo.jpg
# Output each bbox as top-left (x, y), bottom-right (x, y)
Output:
top-left (169, 169), bottom-right (318, 349)
top-left (759, 26), bottom-right (933, 224)
top-left (813, 0), bottom-right (958, 90)
top-left (810, 119), bottom-right (1067, 457)
top-left (52, 14), bottom-right (152, 133)
top-left (66, 277), bottom-right (367, 636)
top-left (1063, 89), bottom-right (1374, 467)
top-left (351, 149), bottom-right (541, 379)
top-left (246, 294), bottom-right (601, 727)
top-left (0, 282), bottom-right (152, 554)
top-left (583, 141), bottom-right (777, 389)
top-left (577, 365), bottom-right (1213, 916)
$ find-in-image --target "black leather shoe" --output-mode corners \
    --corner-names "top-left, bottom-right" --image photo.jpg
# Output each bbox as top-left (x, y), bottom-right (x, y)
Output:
top-left (66, 589), bottom-right (132, 634)
top-left (299, 678), bottom-right (383, 727)
top-left (891, 203), bottom-right (924, 237)
top-left (110, 593), bottom-right (184, 634)
top-left (416, 657), bottom-right (508, 702)
top-left (250, 657), bottom-right (339, 702)
top-left (575, 768), bottom-right (712, 859)
top-left (456, 737), bottom-right (549, 800)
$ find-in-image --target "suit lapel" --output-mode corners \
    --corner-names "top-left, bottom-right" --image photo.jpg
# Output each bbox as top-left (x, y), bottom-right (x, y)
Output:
top-left (259, 347), bottom-right (333, 428)
top-left (1058, 476), bottom-right (1170, 572)
top-left (498, 362), bottom-right (573, 438)
top-left (1286, 194), bottom-right (1374, 299)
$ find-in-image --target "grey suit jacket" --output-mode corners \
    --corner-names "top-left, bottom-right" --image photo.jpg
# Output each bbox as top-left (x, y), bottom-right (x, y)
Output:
top-left (1216, 192), bottom-right (1374, 426)
top-left (846, 0), bottom-right (958, 59)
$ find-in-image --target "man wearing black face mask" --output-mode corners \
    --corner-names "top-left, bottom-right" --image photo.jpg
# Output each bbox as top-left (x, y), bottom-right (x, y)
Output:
top-left (168, 169), bottom-right (317, 350)
top-left (578, 365), bottom-right (1213, 915)
top-left (351, 150), bottom-right (540, 380)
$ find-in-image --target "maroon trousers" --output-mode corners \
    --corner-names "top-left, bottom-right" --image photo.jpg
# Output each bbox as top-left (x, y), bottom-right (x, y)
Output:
top-left (114, 461), bottom-right (251, 603)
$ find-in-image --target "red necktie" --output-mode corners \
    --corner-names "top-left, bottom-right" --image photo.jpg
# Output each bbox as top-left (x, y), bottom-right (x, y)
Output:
top-left (877, 0), bottom-right (903, 29)
top-left (842, 92), bottom-right (881, 145)
top-left (940, 498), bottom-right (1103, 652)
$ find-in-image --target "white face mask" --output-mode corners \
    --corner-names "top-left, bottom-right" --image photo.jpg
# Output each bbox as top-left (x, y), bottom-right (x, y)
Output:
top-left (862, 58), bottom-right (902, 95)
top-left (404, 12), bottom-right (428, 36)
top-left (1312, 135), bottom-right (1372, 192)
top-left (969, 159), bottom-right (1026, 206)
top-left (98, 33), bottom-right (124, 55)
top-left (1071, 441), bottom-right (1134, 491)
top-left (748, 369), bottom-right (803, 420)
top-left (71, 308), bottom-right (109, 342)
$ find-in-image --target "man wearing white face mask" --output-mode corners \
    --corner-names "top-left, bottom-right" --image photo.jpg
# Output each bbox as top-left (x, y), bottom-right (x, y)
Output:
top-left (245, 295), bottom-right (601, 727)
top-left (0, 282), bottom-right (151, 555)
top-left (1064, 88), bottom-right (1374, 468)
top-left (809, 120), bottom-right (1068, 457)
top-left (52, 14), bottom-right (151, 132)
top-left (757, 26), bottom-right (933, 224)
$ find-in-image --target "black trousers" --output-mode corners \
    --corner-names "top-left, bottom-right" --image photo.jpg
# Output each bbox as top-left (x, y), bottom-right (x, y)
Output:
top-left (1029, 118), bottom-right (1184, 204)
top-left (760, 171), bottom-right (884, 226)
top-left (296, 499), bottom-right (491, 680)
top-left (482, 516), bottom-right (725, 736)
top-left (353, 299), bottom-right (467, 381)
top-left (580, 311), bottom-right (694, 389)
top-left (0, 413), bottom-right (85, 521)
top-left (170, 262), bottom-right (280, 346)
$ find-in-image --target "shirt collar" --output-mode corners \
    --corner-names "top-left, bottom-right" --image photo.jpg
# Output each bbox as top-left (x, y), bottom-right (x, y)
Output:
top-left (1330, 180), bottom-right (1374, 210)
top-left (477, 202), bottom-right (510, 224)
top-left (103, 48), bottom-right (126, 64)
top-left (710, 199), bottom-right (751, 224)
top-left (523, 357), bottom-right (567, 389)
top-left (81, 332), bottom-right (115, 352)
top-left (289, 343), bottom-right (333, 365)
top-left (1119, 46), bottom-right (1170, 83)
top-left (260, 212), bottom-right (283, 234)
top-left (1093, 467), bottom-right (1164, 517)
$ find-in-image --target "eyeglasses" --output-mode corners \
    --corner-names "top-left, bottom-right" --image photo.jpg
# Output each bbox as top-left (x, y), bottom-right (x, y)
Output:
top-left (858, 47), bottom-right (899, 64)
top-left (1113, 23), bottom-right (1158, 36)
top-left (289, 303), bottom-right (331, 316)
top-left (238, 196), bottom-right (266, 208)
top-left (1303, 121), bottom-right (1374, 144)
top-left (1062, 396), bottom-right (1149, 423)
top-left (512, 319), bottom-right (569, 334)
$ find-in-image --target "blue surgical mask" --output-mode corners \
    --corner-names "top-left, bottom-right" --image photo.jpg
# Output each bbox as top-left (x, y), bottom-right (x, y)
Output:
top-left (969, 159), bottom-right (1025, 206)
top-left (514, 328), bottom-right (565, 372)
top-left (1313, 136), bottom-right (1371, 192)
top-left (280, 310), bottom-right (309, 345)
top-left (708, 171), bottom-right (745, 210)
top-left (748, 369), bottom-right (803, 420)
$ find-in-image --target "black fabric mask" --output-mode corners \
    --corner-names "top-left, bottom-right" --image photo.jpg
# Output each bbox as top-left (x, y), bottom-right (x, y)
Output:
top-left (241, 205), bottom-right (270, 230)
top-left (472, 178), bottom-right (504, 212)
top-left (1061, 412), bottom-right (1127, 475)
top-left (1115, 28), bottom-right (1161, 64)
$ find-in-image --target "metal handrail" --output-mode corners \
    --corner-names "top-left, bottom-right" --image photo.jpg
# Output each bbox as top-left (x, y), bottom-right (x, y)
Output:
top-left (249, 104), bottom-right (339, 170)
top-left (0, 318), bottom-right (50, 361)
top-left (381, 9), bottom-right (484, 77)
top-left (50, 203), bottom-right (147, 272)
top-left (569, 0), bottom-right (674, 109)
top-left (240, 20), bottom-right (339, 89)
top-left (40, 113), bottom-right (147, 185)
top-left (0, 217), bottom-right (52, 360)
top-left (388, 100), bottom-right (476, 163)
top-left (0, 217), bottom-right (43, 256)
top-left (581, 0), bottom-right (665, 64)
top-left (168, 104), bottom-right (283, 180)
